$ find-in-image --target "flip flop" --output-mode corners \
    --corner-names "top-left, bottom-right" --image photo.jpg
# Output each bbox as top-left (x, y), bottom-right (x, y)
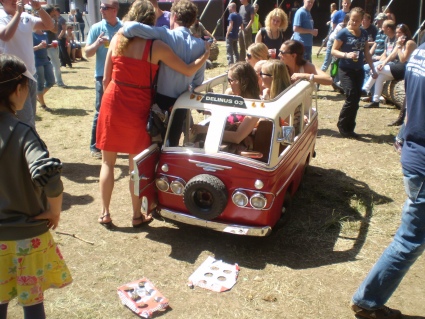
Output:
top-left (40, 104), bottom-right (52, 111)
top-left (98, 213), bottom-right (112, 229)
top-left (132, 214), bottom-right (153, 228)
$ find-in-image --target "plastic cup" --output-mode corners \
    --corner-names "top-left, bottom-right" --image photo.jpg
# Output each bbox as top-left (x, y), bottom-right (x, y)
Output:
top-left (353, 51), bottom-right (359, 62)
top-left (103, 37), bottom-right (110, 48)
top-left (52, 40), bottom-right (58, 48)
top-left (268, 48), bottom-right (276, 59)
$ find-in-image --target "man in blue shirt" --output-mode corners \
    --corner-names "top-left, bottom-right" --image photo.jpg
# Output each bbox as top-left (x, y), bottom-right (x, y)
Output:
top-left (332, 0), bottom-right (351, 29)
top-left (123, 0), bottom-right (206, 146)
top-left (85, 0), bottom-right (122, 158)
top-left (226, 3), bottom-right (242, 66)
top-left (238, 0), bottom-right (254, 61)
top-left (351, 42), bottom-right (425, 319)
top-left (292, 0), bottom-right (317, 61)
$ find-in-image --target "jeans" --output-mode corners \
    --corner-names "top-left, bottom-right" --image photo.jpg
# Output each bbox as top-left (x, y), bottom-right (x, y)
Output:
top-left (35, 63), bottom-right (55, 93)
top-left (321, 39), bottom-right (333, 72)
top-left (77, 22), bottom-right (85, 42)
top-left (47, 47), bottom-right (64, 86)
top-left (338, 67), bottom-right (364, 133)
top-left (226, 37), bottom-right (239, 65)
top-left (303, 45), bottom-right (312, 62)
top-left (90, 77), bottom-right (103, 152)
top-left (352, 168), bottom-right (425, 309)
top-left (238, 27), bottom-right (252, 61)
top-left (16, 77), bottom-right (37, 129)
top-left (58, 37), bottom-right (72, 67)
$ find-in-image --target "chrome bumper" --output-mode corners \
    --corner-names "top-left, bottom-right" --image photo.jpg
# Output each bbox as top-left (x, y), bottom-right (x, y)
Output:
top-left (158, 208), bottom-right (272, 237)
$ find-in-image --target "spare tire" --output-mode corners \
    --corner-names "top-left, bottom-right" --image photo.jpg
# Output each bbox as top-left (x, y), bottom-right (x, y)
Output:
top-left (183, 174), bottom-right (228, 220)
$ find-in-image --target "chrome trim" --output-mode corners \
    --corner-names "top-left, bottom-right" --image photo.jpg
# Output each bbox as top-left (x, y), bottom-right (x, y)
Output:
top-left (250, 193), bottom-right (267, 210)
top-left (159, 208), bottom-right (272, 237)
top-left (189, 159), bottom-right (232, 172)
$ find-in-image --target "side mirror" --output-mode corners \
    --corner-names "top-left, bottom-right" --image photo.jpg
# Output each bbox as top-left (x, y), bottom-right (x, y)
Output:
top-left (278, 126), bottom-right (295, 145)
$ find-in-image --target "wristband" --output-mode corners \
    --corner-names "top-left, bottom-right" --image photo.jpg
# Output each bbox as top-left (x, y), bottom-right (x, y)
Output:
top-left (309, 74), bottom-right (314, 81)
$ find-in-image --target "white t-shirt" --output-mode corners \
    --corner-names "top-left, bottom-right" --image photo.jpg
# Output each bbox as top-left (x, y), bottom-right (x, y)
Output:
top-left (0, 10), bottom-right (39, 78)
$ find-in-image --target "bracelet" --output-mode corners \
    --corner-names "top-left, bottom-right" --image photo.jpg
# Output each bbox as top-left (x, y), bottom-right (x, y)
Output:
top-left (309, 74), bottom-right (314, 81)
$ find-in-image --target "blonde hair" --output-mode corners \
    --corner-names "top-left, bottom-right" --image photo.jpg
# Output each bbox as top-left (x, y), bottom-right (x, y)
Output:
top-left (247, 43), bottom-right (269, 61)
top-left (264, 8), bottom-right (288, 31)
top-left (116, 0), bottom-right (155, 55)
top-left (263, 60), bottom-right (291, 99)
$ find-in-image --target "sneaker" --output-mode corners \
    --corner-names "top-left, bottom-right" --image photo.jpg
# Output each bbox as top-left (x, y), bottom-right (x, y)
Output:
top-left (361, 89), bottom-right (369, 97)
top-left (393, 141), bottom-right (402, 155)
top-left (57, 83), bottom-right (67, 88)
top-left (361, 96), bottom-right (371, 102)
top-left (364, 102), bottom-right (380, 108)
top-left (91, 150), bottom-right (102, 159)
top-left (351, 304), bottom-right (401, 319)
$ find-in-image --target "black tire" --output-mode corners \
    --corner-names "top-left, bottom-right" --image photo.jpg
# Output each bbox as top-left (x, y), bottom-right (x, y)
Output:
top-left (183, 174), bottom-right (228, 220)
top-left (274, 192), bottom-right (292, 230)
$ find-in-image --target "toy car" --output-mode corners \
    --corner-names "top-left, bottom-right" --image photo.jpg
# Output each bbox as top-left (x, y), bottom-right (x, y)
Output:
top-left (132, 74), bottom-right (318, 236)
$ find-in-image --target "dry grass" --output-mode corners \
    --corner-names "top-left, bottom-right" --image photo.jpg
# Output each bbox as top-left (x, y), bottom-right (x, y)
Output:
top-left (6, 43), bottom-right (425, 319)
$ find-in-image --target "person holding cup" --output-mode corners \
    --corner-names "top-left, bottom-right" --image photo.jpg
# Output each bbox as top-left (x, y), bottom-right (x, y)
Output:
top-left (0, 0), bottom-right (54, 128)
top-left (33, 29), bottom-right (55, 111)
top-left (331, 7), bottom-right (377, 139)
top-left (85, 0), bottom-right (122, 159)
top-left (255, 8), bottom-right (288, 59)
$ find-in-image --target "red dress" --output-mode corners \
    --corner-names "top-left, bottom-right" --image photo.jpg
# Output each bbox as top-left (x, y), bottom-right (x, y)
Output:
top-left (96, 40), bottom-right (159, 154)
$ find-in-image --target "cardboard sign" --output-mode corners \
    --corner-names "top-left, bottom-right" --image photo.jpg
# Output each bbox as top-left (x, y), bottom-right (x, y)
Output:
top-left (188, 256), bottom-right (239, 292)
top-left (117, 278), bottom-right (169, 318)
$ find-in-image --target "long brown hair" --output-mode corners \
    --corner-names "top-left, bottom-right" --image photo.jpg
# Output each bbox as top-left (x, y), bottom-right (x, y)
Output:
top-left (228, 62), bottom-right (260, 99)
top-left (263, 60), bottom-right (291, 99)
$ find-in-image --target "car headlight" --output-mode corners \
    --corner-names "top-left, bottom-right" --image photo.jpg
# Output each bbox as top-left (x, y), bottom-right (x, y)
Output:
top-left (232, 191), bottom-right (249, 207)
top-left (155, 176), bottom-right (169, 192)
top-left (170, 178), bottom-right (186, 195)
top-left (250, 193), bottom-right (267, 209)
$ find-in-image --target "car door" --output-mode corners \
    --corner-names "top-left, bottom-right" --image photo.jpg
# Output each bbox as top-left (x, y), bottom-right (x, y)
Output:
top-left (132, 144), bottom-right (160, 214)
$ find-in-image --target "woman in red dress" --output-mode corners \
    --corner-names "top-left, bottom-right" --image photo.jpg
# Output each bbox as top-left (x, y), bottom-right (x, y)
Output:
top-left (96, 0), bottom-right (210, 228)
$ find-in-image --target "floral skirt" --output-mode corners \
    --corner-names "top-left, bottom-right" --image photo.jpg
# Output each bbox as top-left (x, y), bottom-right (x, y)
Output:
top-left (0, 231), bottom-right (72, 306)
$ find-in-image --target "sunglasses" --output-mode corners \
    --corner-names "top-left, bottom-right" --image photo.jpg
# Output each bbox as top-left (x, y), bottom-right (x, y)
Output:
top-left (279, 50), bottom-right (291, 55)
top-left (260, 71), bottom-right (272, 77)
top-left (246, 53), bottom-right (252, 59)
top-left (100, 6), bottom-right (113, 11)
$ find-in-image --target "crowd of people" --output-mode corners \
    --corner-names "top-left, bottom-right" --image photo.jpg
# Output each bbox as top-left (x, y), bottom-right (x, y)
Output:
top-left (0, 0), bottom-right (424, 318)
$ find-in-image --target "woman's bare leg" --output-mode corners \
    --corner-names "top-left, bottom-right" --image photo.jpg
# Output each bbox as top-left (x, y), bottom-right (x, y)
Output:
top-left (99, 150), bottom-right (117, 223)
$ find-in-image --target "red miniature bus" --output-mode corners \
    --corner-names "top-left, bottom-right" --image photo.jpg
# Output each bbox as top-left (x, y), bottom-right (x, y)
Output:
top-left (132, 74), bottom-right (318, 236)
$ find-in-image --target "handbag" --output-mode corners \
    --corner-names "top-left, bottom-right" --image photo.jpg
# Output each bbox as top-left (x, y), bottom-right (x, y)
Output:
top-left (146, 40), bottom-right (166, 138)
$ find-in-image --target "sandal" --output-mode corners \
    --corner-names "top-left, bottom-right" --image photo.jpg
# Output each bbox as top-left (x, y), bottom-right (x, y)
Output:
top-left (40, 104), bottom-right (52, 111)
top-left (132, 214), bottom-right (153, 228)
top-left (98, 213), bottom-right (112, 229)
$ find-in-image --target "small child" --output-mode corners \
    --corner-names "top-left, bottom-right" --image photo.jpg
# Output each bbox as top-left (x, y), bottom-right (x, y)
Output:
top-left (65, 25), bottom-right (81, 62)
top-left (0, 54), bottom-right (72, 319)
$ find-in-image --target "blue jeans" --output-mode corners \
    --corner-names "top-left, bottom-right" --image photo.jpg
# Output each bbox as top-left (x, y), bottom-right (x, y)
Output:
top-left (352, 168), bottom-right (425, 309)
top-left (47, 47), bottom-right (64, 86)
top-left (304, 45), bottom-right (312, 62)
top-left (226, 37), bottom-right (239, 65)
top-left (396, 123), bottom-right (405, 144)
top-left (35, 63), bottom-right (55, 93)
top-left (321, 39), bottom-right (333, 72)
top-left (90, 77), bottom-right (103, 152)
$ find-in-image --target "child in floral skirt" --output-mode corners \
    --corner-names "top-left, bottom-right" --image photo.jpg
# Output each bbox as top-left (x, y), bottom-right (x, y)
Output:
top-left (0, 54), bottom-right (72, 319)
